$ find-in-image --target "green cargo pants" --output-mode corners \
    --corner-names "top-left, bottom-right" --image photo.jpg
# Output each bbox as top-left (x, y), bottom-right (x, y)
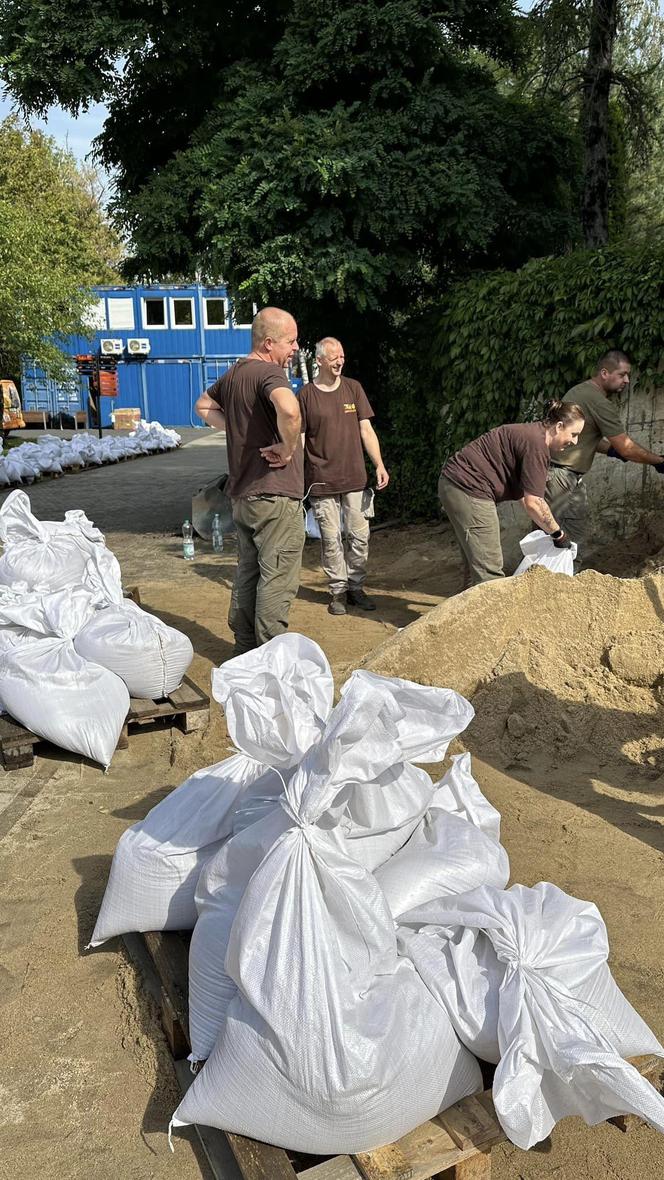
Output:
top-left (544, 465), bottom-right (588, 549)
top-left (438, 474), bottom-right (504, 588)
top-left (229, 495), bottom-right (305, 656)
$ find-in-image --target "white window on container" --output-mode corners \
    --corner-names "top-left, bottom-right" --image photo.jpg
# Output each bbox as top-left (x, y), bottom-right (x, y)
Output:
top-left (142, 296), bottom-right (167, 329)
top-left (231, 298), bottom-right (258, 328)
top-left (170, 296), bottom-right (195, 328)
top-left (204, 297), bottom-right (229, 328)
top-left (108, 297), bottom-right (135, 330)
top-left (83, 297), bottom-right (107, 331)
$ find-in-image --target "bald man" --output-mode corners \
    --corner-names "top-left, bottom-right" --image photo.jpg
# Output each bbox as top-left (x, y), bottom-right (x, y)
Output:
top-left (195, 307), bottom-right (305, 655)
top-left (300, 337), bottom-right (389, 615)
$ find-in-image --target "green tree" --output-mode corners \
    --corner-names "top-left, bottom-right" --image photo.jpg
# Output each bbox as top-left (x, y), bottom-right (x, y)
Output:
top-left (0, 118), bottom-right (122, 381)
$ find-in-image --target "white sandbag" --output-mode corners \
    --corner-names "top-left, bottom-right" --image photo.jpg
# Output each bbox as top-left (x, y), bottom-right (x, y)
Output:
top-left (514, 529), bottom-right (577, 576)
top-left (89, 634), bottom-right (334, 946)
top-left (399, 883), bottom-right (664, 1149)
top-left (430, 752), bottom-right (502, 841)
top-left (374, 794), bottom-right (509, 918)
top-left (0, 586), bottom-right (129, 767)
top-left (305, 507), bottom-right (321, 539)
top-left (174, 674), bottom-right (481, 1153)
top-left (339, 671), bottom-right (476, 870)
top-left (0, 490), bottom-right (115, 590)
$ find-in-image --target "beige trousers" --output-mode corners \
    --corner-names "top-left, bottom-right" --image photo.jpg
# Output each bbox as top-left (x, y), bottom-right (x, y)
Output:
top-left (229, 495), bottom-right (305, 655)
top-left (310, 491), bottom-right (370, 597)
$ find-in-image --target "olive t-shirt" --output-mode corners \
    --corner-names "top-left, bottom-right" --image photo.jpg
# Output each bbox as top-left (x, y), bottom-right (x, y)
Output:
top-left (299, 377), bottom-right (374, 496)
top-left (442, 422), bottom-right (550, 503)
top-left (555, 379), bottom-right (624, 474)
top-left (207, 358), bottom-right (304, 499)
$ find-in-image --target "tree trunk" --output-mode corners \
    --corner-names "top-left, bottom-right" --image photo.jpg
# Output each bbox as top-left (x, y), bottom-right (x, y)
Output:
top-left (581, 0), bottom-right (618, 247)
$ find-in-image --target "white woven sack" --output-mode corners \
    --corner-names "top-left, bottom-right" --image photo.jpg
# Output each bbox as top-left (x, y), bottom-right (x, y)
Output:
top-left (188, 670), bottom-right (477, 1058)
top-left (399, 882), bottom-right (664, 1149)
top-left (339, 671), bottom-right (476, 870)
top-left (374, 793), bottom-right (509, 919)
top-left (89, 634), bottom-right (334, 946)
top-left (173, 674), bottom-right (481, 1154)
top-left (75, 600), bottom-right (193, 698)
top-left (0, 586), bottom-right (129, 767)
top-left (0, 491), bottom-right (118, 590)
top-left (514, 529), bottom-right (576, 576)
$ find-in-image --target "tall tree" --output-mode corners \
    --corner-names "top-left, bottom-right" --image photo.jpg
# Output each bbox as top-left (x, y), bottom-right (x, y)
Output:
top-left (0, 118), bottom-right (122, 381)
top-left (581, 0), bottom-right (618, 244)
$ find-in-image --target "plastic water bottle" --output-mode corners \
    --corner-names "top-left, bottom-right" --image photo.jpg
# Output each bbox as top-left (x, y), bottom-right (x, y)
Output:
top-left (212, 513), bottom-right (224, 554)
top-left (182, 519), bottom-right (195, 561)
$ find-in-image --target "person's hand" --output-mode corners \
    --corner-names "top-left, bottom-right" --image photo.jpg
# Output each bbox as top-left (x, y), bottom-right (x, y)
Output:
top-left (260, 443), bottom-right (293, 468)
top-left (550, 528), bottom-right (572, 549)
top-left (654, 458), bottom-right (664, 474)
top-left (375, 465), bottom-right (390, 490)
top-left (606, 446), bottom-right (628, 462)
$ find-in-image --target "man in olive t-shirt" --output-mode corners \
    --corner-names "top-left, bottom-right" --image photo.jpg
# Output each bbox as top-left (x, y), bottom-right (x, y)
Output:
top-left (300, 337), bottom-right (389, 615)
top-left (194, 307), bottom-right (304, 655)
top-left (546, 349), bottom-right (664, 555)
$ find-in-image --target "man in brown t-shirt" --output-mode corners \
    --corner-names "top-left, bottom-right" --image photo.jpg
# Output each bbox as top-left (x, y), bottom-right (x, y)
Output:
top-left (300, 337), bottom-right (389, 615)
top-left (194, 307), bottom-right (305, 655)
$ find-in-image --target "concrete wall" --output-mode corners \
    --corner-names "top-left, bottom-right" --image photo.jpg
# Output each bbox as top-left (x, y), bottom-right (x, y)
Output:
top-left (498, 382), bottom-right (664, 570)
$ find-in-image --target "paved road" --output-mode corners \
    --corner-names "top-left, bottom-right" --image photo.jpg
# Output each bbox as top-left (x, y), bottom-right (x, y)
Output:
top-left (0, 428), bottom-right (229, 583)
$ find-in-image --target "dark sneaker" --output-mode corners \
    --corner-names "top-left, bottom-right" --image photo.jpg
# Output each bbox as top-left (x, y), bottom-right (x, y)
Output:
top-left (328, 595), bottom-right (347, 616)
top-left (347, 587), bottom-right (376, 611)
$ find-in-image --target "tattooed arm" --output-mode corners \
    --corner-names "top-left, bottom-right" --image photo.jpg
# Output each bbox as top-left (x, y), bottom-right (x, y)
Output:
top-left (521, 494), bottom-right (561, 535)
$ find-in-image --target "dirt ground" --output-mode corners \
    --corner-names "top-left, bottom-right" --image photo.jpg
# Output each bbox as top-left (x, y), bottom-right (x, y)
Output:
top-left (0, 443), bottom-right (663, 1180)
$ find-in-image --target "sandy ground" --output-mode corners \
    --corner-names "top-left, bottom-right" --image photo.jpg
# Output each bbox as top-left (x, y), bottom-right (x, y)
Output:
top-left (0, 440), bottom-right (663, 1179)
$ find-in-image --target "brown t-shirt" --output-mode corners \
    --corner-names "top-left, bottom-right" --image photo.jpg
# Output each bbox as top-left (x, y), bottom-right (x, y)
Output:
top-left (299, 377), bottom-right (374, 496)
top-left (207, 358), bottom-right (304, 499)
top-left (442, 422), bottom-right (550, 503)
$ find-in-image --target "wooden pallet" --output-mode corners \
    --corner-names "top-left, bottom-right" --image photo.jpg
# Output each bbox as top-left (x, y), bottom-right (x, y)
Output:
top-left (126, 930), bottom-right (663, 1180)
top-left (0, 674), bottom-right (209, 771)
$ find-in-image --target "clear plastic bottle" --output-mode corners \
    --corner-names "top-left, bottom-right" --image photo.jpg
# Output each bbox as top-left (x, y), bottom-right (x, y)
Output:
top-left (211, 513), bottom-right (224, 554)
top-left (182, 519), bottom-right (195, 561)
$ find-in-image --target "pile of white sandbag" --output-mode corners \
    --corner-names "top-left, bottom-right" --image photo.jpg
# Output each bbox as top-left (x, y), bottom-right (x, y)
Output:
top-left (0, 491), bottom-right (193, 767)
top-left (0, 421), bottom-right (180, 487)
top-left (90, 632), bottom-right (664, 1156)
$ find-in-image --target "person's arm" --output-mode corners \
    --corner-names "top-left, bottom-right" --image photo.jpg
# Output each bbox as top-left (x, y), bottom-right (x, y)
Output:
top-left (521, 494), bottom-right (569, 546)
top-left (194, 392), bottom-right (226, 431)
top-left (606, 432), bottom-right (664, 467)
top-left (359, 418), bottom-right (389, 489)
top-left (259, 386), bottom-right (301, 468)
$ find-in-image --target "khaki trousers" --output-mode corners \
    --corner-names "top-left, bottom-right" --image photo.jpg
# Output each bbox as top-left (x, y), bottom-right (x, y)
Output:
top-left (310, 491), bottom-right (370, 597)
top-left (229, 495), bottom-right (305, 655)
top-left (545, 466), bottom-right (588, 549)
top-left (438, 474), bottom-right (504, 587)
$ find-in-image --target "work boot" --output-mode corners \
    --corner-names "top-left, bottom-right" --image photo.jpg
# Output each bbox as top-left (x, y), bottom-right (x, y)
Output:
top-left (347, 586), bottom-right (376, 611)
top-left (328, 594), bottom-right (347, 616)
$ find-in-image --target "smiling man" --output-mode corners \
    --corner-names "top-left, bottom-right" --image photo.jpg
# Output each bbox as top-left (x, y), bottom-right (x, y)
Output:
top-left (195, 307), bottom-right (304, 655)
top-left (546, 350), bottom-right (664, 559)
top-left (300, 337), bottom-right (389, 615)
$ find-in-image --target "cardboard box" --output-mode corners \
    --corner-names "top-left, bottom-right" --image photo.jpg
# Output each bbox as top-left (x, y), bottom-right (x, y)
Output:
top-left (112, 408), bottom-right (141, 430)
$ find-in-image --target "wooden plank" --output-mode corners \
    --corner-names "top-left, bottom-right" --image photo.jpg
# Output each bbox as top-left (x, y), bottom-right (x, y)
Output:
top-left (143, 931), bottom-right (190, 1041)
top-left (161, 986), bottom-right (189, 1059)
top-left (174, 1058), bottom-right (243, 1180)
top-left (176, 708), bottom-right (210, 736)
top-left (437, 1097), bottom-right (499, 1150)
top-left (298, 1158), bottom-right (361, 1179)
top-left (170, 677), bottom-right (211, 710)
top-left (128, 696), bottom-right (161, 720)
top-left (353, 1143), bottom-right (413, 1179)
top-left (226, 1132), bottom-right (299, 1180)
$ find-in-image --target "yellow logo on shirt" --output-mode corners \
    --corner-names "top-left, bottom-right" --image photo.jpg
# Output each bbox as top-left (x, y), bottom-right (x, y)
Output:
top-left (343, 402), bottom-right (356, 413)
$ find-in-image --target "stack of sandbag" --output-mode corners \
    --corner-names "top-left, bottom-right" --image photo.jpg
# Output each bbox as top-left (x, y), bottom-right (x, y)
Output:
top-left (0, 584), bottom-right (130, 767)
top-left (88, 634), bottom-right (334, 945)
top-left (398, 882), bottom-right (664, 1147)
top-left (173, 672), bottom-right (483, 1153)
top-left (0, 422), bottom-right (181, 488)
top-left (0, 493), bottom-right (194, 766)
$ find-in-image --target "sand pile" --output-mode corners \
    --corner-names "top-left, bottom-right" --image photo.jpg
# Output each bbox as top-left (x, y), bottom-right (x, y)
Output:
top-left (363, 567), bottom-right (664, 774)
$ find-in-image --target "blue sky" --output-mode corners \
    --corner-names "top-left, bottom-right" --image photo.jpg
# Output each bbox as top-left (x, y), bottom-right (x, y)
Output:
top-left (0, 92), bottom-right (107, 166)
